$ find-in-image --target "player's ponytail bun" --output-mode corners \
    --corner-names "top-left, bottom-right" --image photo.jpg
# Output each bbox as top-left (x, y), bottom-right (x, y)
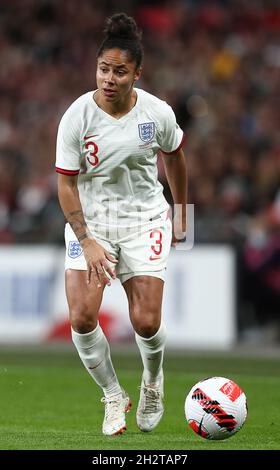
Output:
top-left (103, 13), bottom-right (142, 41)
top-left (97, 13), bottom-right (143, 68)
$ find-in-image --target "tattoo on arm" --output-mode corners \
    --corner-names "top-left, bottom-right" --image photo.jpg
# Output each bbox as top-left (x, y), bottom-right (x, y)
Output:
top-left (67, 210), bottom-right (89, 242)
top-left (77, 233), bottom-right (88, 242)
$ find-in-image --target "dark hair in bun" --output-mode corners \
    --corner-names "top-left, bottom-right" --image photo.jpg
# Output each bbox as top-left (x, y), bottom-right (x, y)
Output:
top-left (97, 13), bottom-right (143, 68)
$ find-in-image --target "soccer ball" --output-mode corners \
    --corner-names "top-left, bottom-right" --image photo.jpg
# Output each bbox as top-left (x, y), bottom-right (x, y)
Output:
top-left (185, 376), bottom-right (247, 440)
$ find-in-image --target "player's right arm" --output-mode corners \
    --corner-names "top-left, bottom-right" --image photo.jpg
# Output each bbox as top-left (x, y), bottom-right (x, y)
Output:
top-left (57, 173), bottom-right (117, 287)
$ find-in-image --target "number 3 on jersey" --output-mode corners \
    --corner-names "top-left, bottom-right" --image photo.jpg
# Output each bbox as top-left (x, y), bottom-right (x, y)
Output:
top-left (85, 140), bottom-right (99, 167)
top-left (150, 229), bottom-right (162, 261)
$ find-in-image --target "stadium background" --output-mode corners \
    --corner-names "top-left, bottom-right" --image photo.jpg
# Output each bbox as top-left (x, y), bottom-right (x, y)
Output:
top-left (0, 0), bottom-right (279, 451)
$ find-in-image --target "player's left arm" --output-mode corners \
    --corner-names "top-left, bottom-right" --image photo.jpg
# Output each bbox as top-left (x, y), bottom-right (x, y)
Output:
top-left (161, 148), bottom-right (188, 246)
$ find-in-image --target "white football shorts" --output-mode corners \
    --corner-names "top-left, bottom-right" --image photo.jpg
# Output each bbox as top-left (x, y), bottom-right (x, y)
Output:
top-left (64, 210), bottom-right (172, 283)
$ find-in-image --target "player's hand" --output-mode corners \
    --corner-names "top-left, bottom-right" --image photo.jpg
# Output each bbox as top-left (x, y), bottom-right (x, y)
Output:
top-left (81, 238), bottom-right (118, 287)
top-left (171, 211), bottom-right (186, 247)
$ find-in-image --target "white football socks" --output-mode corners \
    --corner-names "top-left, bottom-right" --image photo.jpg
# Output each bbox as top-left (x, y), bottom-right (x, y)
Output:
top-left (71, 323), bottom-right (122, 398)
top-left (135, 323), bottom-right (166, 385)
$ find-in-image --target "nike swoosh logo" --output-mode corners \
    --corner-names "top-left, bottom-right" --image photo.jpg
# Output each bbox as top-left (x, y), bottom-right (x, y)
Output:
top-left (149, 256), bottom-right (161, 261)
top-left (149, 215), bottom-right (161, 221)
top-left (198, 416), bottom-right (204, 436)
top-left (84, 134), bottom-right (98, 140)
top-left (88, 360), bottom-right (103, 370)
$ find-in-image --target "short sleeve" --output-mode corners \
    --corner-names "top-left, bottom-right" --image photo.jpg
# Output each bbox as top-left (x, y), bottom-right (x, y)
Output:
top-left (159, 104), bottom-right (185, 154)
top-left (55, 110), bottom-right (81, 175)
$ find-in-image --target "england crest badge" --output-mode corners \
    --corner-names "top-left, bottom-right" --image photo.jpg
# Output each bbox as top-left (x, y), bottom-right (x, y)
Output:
top-left (138, 122), bottom-right (155, 143)
top-left (68, 241), bottom-right (83, 259)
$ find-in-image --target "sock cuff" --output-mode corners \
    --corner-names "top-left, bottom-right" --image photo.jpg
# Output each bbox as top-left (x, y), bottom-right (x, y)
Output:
top-left (135, 323), bottom-right (166, 352)
top-left (71, 323), bottom-right (104, 348)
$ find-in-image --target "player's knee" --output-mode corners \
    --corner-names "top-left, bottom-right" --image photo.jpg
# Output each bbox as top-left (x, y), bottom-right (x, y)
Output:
top-left (132, 313), bottom-right (160, 338)
top-left (70, 306), bottom-right (97, 334)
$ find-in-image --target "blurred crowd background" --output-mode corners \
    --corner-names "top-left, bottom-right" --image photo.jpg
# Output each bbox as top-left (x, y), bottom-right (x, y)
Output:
top-left (0, 0), bottom-right (279, 342)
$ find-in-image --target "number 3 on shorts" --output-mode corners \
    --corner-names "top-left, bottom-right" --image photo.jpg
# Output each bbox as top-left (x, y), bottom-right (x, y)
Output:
top-left (150, 229), bottom-right (163, 260)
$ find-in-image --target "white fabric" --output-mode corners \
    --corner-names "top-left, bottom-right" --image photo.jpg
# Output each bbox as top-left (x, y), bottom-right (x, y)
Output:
top-left (64, 209), bottom-right (172, 282)
top-left (71, 324), bottom-right (121, 397)
top-left (56, 88), bottom-right (184, 226)
top-left (135, 323), bottom-right (167, 384)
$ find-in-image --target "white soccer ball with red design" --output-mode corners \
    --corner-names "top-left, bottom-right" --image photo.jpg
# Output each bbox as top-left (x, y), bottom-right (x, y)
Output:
top-left (185, 376), bottom-right (247, 440)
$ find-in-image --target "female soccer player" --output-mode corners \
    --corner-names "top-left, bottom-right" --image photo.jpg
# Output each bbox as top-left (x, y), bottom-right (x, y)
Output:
top-left (56, 13), bottom-right (187, 435)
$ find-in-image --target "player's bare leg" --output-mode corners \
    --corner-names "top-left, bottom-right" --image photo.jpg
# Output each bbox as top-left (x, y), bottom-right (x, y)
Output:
top-left (66, 269), bottom-right (131, 435)
top-left (123, 275), bottom-right (166, 432)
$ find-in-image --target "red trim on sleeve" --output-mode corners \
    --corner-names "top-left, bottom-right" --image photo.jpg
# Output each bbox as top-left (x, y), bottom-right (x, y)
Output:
top-left (161, 132), bottom-right (186, 155)
top-left (55, 167), bottom-right (80, 175)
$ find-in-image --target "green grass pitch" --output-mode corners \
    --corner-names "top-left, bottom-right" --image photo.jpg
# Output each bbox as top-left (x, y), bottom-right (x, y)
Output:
top-left (0, 346), bottom-right (279, 450)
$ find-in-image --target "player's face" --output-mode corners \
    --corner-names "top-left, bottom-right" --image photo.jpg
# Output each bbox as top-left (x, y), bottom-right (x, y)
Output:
top-left (96, 48), bottom-right (141, 103)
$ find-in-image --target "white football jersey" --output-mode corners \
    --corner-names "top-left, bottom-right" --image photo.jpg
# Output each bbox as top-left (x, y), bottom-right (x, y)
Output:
top-left (56, 88), bottom-right (185, 226)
